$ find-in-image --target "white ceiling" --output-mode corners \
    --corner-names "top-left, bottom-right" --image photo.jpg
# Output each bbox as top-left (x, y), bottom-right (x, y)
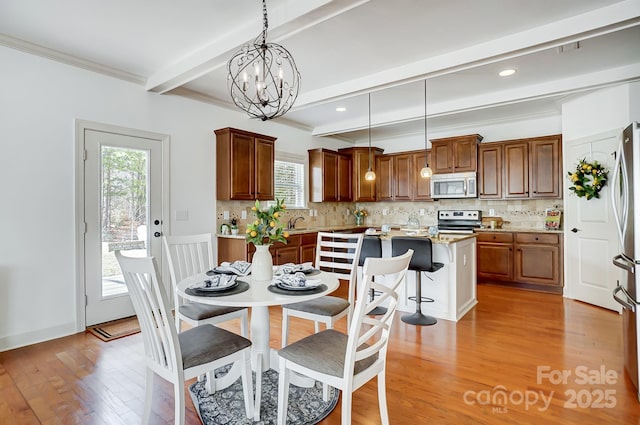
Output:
top-left (1, 0), bottom-right (639, 142)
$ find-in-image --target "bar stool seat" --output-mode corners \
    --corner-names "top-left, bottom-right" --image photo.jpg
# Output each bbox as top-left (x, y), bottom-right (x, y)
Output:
top-left (358, 236), bottom-right (385, 315)
top-left (391, 237), bottom-right (444, 326)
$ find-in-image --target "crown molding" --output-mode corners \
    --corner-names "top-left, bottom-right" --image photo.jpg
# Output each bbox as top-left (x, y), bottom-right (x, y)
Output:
top-left (0, 33), bottom-right (146, 85)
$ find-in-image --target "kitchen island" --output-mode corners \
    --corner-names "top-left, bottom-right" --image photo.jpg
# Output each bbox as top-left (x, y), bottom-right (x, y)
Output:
top-left (217, 229), bottom-right (477, 322)
top-left (376, 231), bottom-right (477, 322)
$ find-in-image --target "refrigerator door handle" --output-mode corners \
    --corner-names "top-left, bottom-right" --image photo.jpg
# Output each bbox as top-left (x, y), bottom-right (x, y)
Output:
top-left (613, 285), bottom-right (636, 312)
top-left (611, 140), bottom-right (626, 247)
top-left (613, 254), bottom-right (635, 274)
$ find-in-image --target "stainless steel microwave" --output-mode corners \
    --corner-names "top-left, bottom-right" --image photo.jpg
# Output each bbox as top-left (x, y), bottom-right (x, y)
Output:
top-left (430, 172), bottom-right (478, 199)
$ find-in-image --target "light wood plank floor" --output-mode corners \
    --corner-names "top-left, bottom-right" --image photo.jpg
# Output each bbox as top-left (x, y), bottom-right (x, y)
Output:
top-left (1, 284), bottom-right (640, 424)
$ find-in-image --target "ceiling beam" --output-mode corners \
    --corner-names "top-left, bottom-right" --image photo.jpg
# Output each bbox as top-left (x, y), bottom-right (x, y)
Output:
top-left (294, 0), bottom-right (640, 111)
top-left (145, 0), bottom-right (371, 94)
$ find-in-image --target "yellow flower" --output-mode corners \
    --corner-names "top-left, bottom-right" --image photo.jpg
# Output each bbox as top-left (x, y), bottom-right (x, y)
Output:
top-left (270, 221), bottom-right (276, 227)
top-left (252, 206), bottom-right (257, 211)
top-left (250, 230), bottom-right (257, 237)
top-left (254, 220), bottom-right (260, 225)
top-left (246, 228), bottom-right (251, 234)
top-left (582, 164), bottom-right (588, 170)
top-left (575, 185), bottom-right (583, 191)
top-left (283, 231), bottom-right (289, 238)
top-left (274, 212), bottom-right (280, 218)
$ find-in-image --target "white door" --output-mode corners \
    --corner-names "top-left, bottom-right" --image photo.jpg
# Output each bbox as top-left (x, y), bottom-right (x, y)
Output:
top-left (84, 129), bottom-right (165, 325)
top-left (564, 130), bottom-right (622, 312)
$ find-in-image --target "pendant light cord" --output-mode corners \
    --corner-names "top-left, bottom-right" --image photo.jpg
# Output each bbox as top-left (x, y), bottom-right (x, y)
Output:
top-left (424, 80), bottom-right (428, 166)
top-left (368, 92), bottom-right (372, 170)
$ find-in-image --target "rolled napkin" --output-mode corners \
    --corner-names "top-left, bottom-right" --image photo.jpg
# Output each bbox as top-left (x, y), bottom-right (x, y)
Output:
top-left (276, 262), bottom-right (314, 275)
top-left (274, 272), bottom-right (321, 289)
top-left (215, 260), bottom-right (252, 276)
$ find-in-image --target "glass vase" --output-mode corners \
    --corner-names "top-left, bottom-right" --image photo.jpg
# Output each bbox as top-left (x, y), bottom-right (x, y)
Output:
top-left (355, 215), bottom-right (364, 226)
top-left (251, 244), bottom-right (273, 281)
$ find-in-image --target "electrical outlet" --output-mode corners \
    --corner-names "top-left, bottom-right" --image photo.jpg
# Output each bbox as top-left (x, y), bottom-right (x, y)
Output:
top-left (314, 209), bottom-right (318, 216)
top-left (223, 211), bottom-right (229, 220)
top-left (383, 208), bottom-right (389, 216)
top-left (241, 210), bottom-right (247, 219)
top-left (419, 209), bottom-right (425, 216)
top-left (489, 208), bottom-right (495, 216)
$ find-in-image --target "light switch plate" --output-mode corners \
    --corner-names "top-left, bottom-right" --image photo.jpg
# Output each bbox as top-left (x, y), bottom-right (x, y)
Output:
top-left (489, 208), bottom-right (495, 216)
top-left (383, 208), bottom-right (389, 216)
top-left (223, 211), bottom-right (229, 220)
top-left (419, 209), bottom-right (425, 216)
top-left (241, 210), bottom-right (247, 219)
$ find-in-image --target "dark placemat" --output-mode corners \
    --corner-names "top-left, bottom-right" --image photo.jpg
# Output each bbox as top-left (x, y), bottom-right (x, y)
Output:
top-left (185, 280), bottom-right (249, 297)
top-left (267, 283), bottom-right (327, 296)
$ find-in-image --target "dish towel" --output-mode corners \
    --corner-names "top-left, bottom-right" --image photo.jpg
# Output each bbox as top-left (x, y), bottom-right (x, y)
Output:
top-left (216, 261), bottom-right (252, 276)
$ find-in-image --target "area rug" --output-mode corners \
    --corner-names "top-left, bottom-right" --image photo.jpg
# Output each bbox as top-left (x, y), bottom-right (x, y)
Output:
top-left (86, 316), bottom-right (140, 342)
top-left (189, 366), bottom-right (338, 425)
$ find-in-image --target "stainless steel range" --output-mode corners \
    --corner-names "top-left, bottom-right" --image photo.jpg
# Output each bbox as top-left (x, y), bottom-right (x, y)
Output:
top-left (437, 210), bottom-right (482, 234)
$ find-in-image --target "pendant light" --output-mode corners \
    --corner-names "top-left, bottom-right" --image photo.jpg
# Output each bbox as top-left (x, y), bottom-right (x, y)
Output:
top-left (364, 93), bottom-right (376, 181)
top-left (420, 79), bottom-right (433, 178)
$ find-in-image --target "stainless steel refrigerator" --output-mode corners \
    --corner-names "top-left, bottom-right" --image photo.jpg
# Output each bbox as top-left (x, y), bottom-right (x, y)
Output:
top-left (612, 121), bottom-right (640, 400)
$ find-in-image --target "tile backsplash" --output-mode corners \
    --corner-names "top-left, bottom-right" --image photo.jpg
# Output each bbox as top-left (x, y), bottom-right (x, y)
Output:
top-left (216, 199), bottom-right (563, 232)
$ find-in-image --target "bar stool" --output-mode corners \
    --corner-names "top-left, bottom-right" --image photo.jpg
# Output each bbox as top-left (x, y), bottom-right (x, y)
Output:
top-left (391, 237), bottom-right (444, 325)
top-left (358, 236), bottom-right (385, 315)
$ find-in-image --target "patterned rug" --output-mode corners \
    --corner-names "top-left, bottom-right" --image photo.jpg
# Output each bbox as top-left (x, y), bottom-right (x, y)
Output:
top-left (189, 366), bottom-right (338, 425)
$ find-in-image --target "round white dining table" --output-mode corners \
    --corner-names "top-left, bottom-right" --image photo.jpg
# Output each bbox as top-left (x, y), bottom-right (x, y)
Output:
top-left (176, 270), bottom-right (339, 419)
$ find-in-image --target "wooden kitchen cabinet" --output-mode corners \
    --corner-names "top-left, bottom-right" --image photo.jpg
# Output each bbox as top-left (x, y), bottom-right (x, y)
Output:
top-left (218, 233), bottom-right (319, 266)
top-left (308, 149), bottom-right (352, 202)
top-left (478, 143), bottom-right (502, 199)
top-left (412, 150), bottom-right (433, 200)
top-left (514, 233), bottom-right (563, 288)
top-left (339, 147), bottom-right (383, 202)
top-left (503, 135), bottom-right (562, 199)
top-left (430, 134), bottom-right (482, 174)
top-left (477, 232), bottom-right (513, 281)
top-left (376, 153), bottom-right (413, 201)
top-left (215, 127), bottom-right (276, 200)
top-left (477, 231), bottom-right (563, 293)
top-left (299, 232), bottom-right (318, 263)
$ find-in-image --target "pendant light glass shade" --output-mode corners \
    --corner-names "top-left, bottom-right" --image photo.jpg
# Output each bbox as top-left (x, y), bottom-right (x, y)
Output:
top-left (365, 92), bottom-right (376, 181)
top-left (420, 79), bottom-right (433, 178)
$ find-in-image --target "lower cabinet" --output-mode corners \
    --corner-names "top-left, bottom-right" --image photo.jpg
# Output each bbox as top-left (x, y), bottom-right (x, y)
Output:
top-left (218, 233), bottom-right (317, 265)
top-left (477, 231), bottom-right (563, 293)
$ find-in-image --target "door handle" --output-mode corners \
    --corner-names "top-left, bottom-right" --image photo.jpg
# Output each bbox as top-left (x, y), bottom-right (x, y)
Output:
top-left (613, 285), bottom-right (636, 311)
top-left (613, 254), bottom-right (635, 273)
top-left (154, 231), bottom-right (162, 238)
top-left (571, 228), bottom-right (579, 233)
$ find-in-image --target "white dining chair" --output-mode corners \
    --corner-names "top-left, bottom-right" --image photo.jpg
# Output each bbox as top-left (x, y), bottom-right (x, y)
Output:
top-left (277, 249), bottom-right (413, 425)
top-left (281, 232), bottom-right (364, 347)
top-left (115, 251), bottom-right (254, 425)
top-left (163, 233), bottom-right (248, 336)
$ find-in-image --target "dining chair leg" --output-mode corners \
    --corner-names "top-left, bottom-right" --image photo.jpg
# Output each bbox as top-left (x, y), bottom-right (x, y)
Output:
top-left (240, 310), bottom-right (249, 337)
top-left (241, 352), bottom-right (254, 419)
top-left (341, 390), bottom-right (352, 424)
top-left (174, 378), bottom-right (186, 425)
top-left (277, 360), bottom-right (290, 425)
top-left (204, 371), bottom-right (214, 394)
top-left (143, 368), bottom-right (153, 425)
top-left (322, 383), bottom-right (329, 402)
top-left (378, 371), bottom-right (390, 425)
top-left (281, 311), bottom-right (290, 348)
top-left (254, 353), bottom-right (263, 422)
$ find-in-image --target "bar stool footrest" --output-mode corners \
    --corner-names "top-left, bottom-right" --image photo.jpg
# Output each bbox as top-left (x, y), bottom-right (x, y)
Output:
top-left (408, 296), bottom-right (434, 303)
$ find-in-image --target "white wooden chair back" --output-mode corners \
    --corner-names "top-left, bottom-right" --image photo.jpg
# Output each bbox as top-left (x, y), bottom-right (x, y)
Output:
top-left (163, 233), bottom-right (214, 284)
top-left (344, 249), bottom-right (413, 382)
top-left (314, 231), bottom-right (364, 309)
top-left (115, 251), bottom-right (182, 381)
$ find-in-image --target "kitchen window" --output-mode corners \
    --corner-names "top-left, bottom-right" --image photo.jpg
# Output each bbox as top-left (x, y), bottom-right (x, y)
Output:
top-left (272, 154), bottom-right (306, 209)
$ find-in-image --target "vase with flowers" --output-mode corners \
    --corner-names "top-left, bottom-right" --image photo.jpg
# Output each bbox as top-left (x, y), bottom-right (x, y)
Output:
top-left (353, 207), bottom-right (367, 226)
top-left (245, 198), bottom-right (289, 280)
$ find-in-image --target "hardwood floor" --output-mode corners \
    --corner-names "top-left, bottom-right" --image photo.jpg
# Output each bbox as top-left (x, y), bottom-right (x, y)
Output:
top-left (2, 284), bottom-right (640, 424)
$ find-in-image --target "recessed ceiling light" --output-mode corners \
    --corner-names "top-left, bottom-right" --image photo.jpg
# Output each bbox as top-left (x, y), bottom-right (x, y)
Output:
top-left (336, 107), bottom-right (347, 112)
top-left (499, 69), bottom-right (516, 77)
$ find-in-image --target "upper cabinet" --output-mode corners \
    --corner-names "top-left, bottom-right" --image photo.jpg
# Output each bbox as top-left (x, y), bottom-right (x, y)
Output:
top-left (308, 149), bottom-right (352, 202)
top-left (338, 147), bottom-right (384, 202)
top-left (376, 153), bottom-right (414, 201)
top-left (479, 134), bottom-right (562, 200)
top-left (215, 127), bottom-right (276, 201)
top-left (430, 134), bottom-right (483, 174)
top-left (412, 150), bottom-right (433, 201)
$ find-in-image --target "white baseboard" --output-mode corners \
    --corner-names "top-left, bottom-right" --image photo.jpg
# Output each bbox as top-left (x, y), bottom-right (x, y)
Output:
top-left (0, 321), bottom-right (78, 352)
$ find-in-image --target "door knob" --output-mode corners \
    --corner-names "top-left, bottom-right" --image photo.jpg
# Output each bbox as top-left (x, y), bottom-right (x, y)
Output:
top-left (154, 219), bottom-right (161, 225)
top-left (571, 228), bottom-right (579, 233)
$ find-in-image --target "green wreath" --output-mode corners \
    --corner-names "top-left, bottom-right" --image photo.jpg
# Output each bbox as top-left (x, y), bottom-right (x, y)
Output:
top-left (568, 158), bottom-right (608, 200)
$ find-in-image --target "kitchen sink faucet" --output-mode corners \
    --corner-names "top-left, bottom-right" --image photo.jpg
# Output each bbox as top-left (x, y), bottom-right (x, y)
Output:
top-left (287, 216), bottom-right (305, 229)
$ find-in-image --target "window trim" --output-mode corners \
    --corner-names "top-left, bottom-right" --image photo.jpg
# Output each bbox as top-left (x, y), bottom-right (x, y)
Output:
top-left (272, 151), bottom-right (307, 209)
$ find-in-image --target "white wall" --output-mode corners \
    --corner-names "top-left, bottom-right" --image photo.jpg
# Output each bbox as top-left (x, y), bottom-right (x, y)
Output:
top-left (0, 46), bottom-right (346, 350)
